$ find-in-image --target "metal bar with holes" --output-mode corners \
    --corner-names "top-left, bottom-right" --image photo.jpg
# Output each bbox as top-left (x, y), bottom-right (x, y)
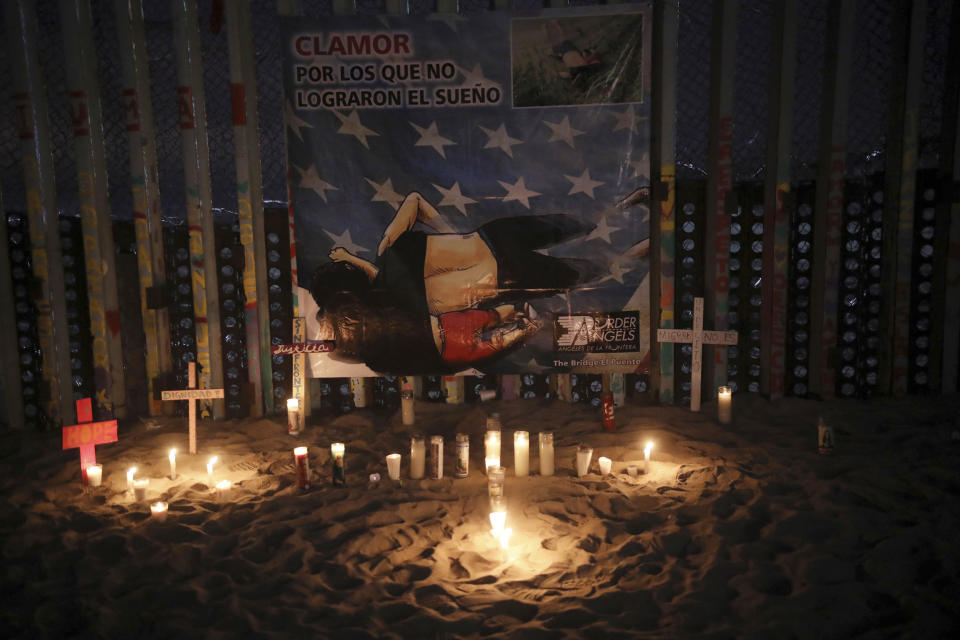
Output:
top-left (5, 0), bottom-right (75, 427)
top-left (880, 0), bottom-right (926, 396)
top-left (931, 2), bottom-right (960, 394)
top-left (809, 0), bottom-right (854, 400)
top-left (0, 187), bottom-right (25, 429)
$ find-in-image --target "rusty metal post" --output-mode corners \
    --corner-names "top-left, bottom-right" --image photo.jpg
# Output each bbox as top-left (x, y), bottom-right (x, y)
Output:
top-left (225, 0), bottom-right (271, 416)
top-left (114, 0), bottom-right (174, 416)
top-left (59, 0), bottom-right (127, 418)
top-left (172, 0), bottom-right (225, 418)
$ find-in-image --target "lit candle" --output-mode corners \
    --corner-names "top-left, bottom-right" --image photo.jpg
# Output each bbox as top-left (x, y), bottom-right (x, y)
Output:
top-left (150, 501), bottom-right (168, 521)
top-left (429, 436), bottom-right (444, 480)
top-left (643, 441), bottom-right (653, 474)
top-left (487, 466), bottom-right (505, 499)
top-left (489, 510), bottom-right (506, 534)
top-left (484, 429), bottom-right (501, 474)
top-left (293, 446), bottom-right (310, 490)
top-left (330, 442), bottom-right (345, 486)
top-left (576, 445), bottom-right (593, 477)
top-left (454, 433), bottom-right (469, 478)
top-left (87, 464), bottom-right (102, 487)
top-left (514, 431), bottom-right (529, 477)
top-left (168, 448), bottom-right (177, 480)
top-left (386, 453), bottom-right (401, 481)
top-left (410, 434), bottom-right (425, 479)
top-left (499, 527), bottom-right (512, 549)
top-left (400, 390), bottom-right (415, 426)
top-left (539, 432), bottom-right (555, 477)
top-left (215, 479), bottom-right (232, 502)
top-left (207, 455), bottom-right (218, 481)
top-left (126, 466), bottom-right (137, 492)
top-left (598, 456), bottom-right (612, 476)
top-left (717, 386), bottom-right (732, 424)
top-left (485, 456), bottom-right (500, 473)
top-left (287, 398), bottom-right (301, 436)
top-left (133, 478), bottom-right (149, 501)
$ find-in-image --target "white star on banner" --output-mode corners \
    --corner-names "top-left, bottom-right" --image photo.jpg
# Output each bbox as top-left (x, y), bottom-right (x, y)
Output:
top-left (427, 12), bottom-right (469, 32)
top-left (565, 169), bottom-right (605, 199)
top-left (544, 116), bottom-right (585, 149)
top-left (333, 110), bottom-right (379, 149)
top-left (432, 181), bottom-right (476, 216)
top-left (410, 121), bottom-right (457, 158)
top-left (630, 152), bottom-right (650, 179)
top-left (285, 101), bottom-right (313, 141)
top-left (611, 106), bottom-right (645, 134)
top-left (585, 216), bottom-right (621, 244)
top-left (498, 177), bottom-right (541, 209)
top-left (480, 124), bottom-right (523, 158)
top-left (296, 164), bottom-right (337, 202)
top-left (365, 177), bottom-right (404, 209)
top-left (599, 259), bottom-right (631, 284)
top-left (459, 63), bottom-right (493, 86)
top-left (324, 227), bottom-right (367, 255)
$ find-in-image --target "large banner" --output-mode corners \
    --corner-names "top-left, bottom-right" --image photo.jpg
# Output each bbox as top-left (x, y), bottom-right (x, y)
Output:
top-left (281, 5), bottom-right (651, 377)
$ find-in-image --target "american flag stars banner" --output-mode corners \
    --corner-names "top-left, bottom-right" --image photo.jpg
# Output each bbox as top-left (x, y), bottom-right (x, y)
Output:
top-left (281, 5), bottom-right (652, 377)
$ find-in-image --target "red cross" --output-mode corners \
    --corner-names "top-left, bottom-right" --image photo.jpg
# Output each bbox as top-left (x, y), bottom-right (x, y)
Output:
top-left (62, 398), bottom-right (118, 485)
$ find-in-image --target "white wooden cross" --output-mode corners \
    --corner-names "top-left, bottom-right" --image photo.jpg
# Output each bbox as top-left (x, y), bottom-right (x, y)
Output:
top-left (657, 297), bottom-right (738, 412)
top-left (161, 361), bottom-right (224, 454)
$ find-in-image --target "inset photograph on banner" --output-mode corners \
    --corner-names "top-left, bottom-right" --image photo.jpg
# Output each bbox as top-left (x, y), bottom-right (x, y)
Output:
top-left (510, 12), bottom-right (647, 108)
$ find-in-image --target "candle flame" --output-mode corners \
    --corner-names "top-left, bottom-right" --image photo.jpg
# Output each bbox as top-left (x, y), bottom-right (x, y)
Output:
top-left (644, 441), bottom-right (653, 456)
top-left (499, 527), bottom-right (512, 549)
top-left (169, 448), bottom-right (176, 460)
top-left (127, 466), bottom-right (136, 479)
top-left (294, 446), bottom-right (308, 456)
top-left (216, 480), bottom-right (232, 490)
top-left (490, 510), bottom-right (506, 534)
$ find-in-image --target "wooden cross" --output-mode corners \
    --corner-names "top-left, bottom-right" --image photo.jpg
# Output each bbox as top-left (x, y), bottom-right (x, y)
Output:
top-left (161, 362), bottom-right (224, 454)
top-left (657, 297), bottom-right (738, 412)
top-left (62, 398), bottom-right (118, 485)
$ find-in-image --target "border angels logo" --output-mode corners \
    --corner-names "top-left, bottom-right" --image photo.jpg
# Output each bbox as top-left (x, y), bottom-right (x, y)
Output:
top-left (553, 311), bottom-right (640, 353)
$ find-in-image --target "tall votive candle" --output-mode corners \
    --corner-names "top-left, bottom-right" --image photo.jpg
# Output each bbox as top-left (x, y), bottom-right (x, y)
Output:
top-left (410, 434), bottom-right (425, 479)
top-left (87, 464), bottom-right (102, 487)
top-left (401, 390), bottom-right (415, 425)
top-left (294, 446), bottom-right (310, 490)
top-left (514, 431), bottom-right (529, 477)
top-left (539, 432), bottom-right (555, 476)
top-left (287, 397), bottom-right (301, 436)
top-left (386, 453), bottom-right (401, 481)
top-left (717, 386), bottom-right (732, 424)
top-left (150, 501), bottom-right (168, 521)
top-left (330, 443), bottom-right (345, 486)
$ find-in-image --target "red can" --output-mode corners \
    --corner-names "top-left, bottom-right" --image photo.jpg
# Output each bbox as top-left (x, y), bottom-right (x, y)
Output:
top-left (602, 392), bottom-right (615, 431)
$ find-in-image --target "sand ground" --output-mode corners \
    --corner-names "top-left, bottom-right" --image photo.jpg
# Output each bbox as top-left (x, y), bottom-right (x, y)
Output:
top-left (1, 394), bottom-right (958, 638)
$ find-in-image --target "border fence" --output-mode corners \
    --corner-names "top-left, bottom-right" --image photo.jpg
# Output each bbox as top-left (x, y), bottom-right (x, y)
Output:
top-left (1, 0), bottom-right (957, 429)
